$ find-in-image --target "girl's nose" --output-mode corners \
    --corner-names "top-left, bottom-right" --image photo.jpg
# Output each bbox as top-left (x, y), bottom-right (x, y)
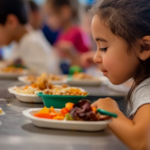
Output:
top-left (93, 51), bottom-right (102, 64)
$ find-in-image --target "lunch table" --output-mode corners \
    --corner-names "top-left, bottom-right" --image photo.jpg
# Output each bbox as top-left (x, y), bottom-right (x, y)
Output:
top-left (0, 79), bottom-right (128, 150)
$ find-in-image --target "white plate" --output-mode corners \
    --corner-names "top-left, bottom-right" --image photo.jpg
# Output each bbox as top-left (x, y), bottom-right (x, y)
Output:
top-left (8, 87), bottom-right (43, 103)
top-left (23, 108), bottom-right (111, 131)
top-left (67, 77), bottom-right (107, 86)
top-left (18, 76), bottom-right (67, 85)
top-left (0, 70), bottom-right (29, 79)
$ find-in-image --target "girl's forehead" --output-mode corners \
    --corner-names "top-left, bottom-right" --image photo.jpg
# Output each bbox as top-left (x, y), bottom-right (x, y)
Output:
top-left (91, 15), bottom-right (115, 42)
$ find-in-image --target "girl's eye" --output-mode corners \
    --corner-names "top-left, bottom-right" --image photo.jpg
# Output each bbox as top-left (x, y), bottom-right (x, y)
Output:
top-left (100, 47), bottom-right (107, 52)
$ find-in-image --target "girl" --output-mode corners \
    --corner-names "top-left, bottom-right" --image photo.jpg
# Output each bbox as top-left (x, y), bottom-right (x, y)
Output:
top-left (90, 0), bottom-right (150, 149)
top-left (45, 0), bottom-right (90, 66)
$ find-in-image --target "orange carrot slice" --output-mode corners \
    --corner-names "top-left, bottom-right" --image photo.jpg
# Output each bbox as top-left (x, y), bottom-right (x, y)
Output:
top-left (34, 113), bottom-right (53, 119)
top-left (49, 106), bottom-right (55, 113)
top-left (38, 107), bottom-right (49, 114)
top-left (53, 115), bottom-right (64, 120)
top-left (65, 102), bottom-right (74, 110)
top-left (92, 107), bottom-right (97, 113)
top-left (23, 86), bottom-right (29, 90)
top-left (61, 108), bottom-right (69, 115)
top-left (31, 84), bottom-right (37, 88)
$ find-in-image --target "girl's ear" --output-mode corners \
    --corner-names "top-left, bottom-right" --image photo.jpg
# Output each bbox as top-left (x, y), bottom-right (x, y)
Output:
top-left (139, 36), bottom-right (150, 61)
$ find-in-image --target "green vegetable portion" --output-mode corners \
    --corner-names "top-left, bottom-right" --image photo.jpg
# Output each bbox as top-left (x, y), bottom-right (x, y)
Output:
top-left (65, 113), bottom-right (74, 120)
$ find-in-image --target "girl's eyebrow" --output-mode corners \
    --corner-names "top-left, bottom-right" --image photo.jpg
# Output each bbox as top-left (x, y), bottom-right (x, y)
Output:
top-left (96, 37), bottom-right (108, 42)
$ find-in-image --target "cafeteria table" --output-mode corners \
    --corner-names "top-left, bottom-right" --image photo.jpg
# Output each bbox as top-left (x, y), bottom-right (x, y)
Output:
top-left (0, 79), bottom-right (128, 150)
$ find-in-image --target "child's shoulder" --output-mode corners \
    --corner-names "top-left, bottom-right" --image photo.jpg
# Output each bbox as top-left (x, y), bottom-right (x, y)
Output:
top-left (18, 30), bottom-right (51, 53)
top-left (134, 77), bottom-right (150, 93)
top-left (21, 30), bottom-right (41, 43)
top-left (20, 30), bottom-right (50, 47)
top-left (128, 77), bottom-right (150, 118)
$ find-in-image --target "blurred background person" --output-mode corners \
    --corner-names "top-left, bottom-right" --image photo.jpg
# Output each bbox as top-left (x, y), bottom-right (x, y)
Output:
top-left (44, 0), bottom-right (91, 73)
top-left (28, 0), bottom-right (59, 45)
top-left (0, 0), bottom-right (60, 74)
top-left (28, 0), bottom-right (43, 30)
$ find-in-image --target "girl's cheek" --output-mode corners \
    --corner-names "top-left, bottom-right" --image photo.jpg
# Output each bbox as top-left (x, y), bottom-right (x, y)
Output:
top-left (102, 54), bottom-right (113, 69)
top-left (103, 54), bottom-right (120, 72)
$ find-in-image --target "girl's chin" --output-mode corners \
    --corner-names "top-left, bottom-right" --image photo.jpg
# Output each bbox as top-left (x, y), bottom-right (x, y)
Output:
top-left (108, 77), bottom-right (127, 85)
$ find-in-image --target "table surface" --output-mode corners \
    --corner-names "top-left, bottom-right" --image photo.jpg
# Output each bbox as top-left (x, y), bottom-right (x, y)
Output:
top-left (0, 79), bottom-right (128, 150)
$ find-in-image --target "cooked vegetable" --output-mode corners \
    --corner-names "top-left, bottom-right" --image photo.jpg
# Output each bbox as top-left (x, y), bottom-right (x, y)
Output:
top-left (65, 102), bottom-right (74, 111)
top-left (38, 107), bottom-right (49, 114)
top-left (69, 100), bottom-right (101, 121)
top-left (33, 101), bottom-right (110, 121)
top-left (34, 113), bottom-right (54, 119)
top-left (61, 108), bottom-right (70, 115)
top-left (65, 113), bottom-right (74, 120)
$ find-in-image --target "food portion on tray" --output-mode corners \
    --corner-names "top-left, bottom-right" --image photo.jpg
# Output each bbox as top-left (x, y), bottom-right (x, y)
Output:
top-left (9, 73), bottom-right (88, 104)
top-left (0, 64), bottom-right (29, 79)
top-left (34, 100), bottom-right (110, 121)
top-left (19, 73), bottom-right (67, 84)
top-left (1, 66), bottom-right (24, 74)
top-left (16, 73), bottom-right (88, 96)
top-left (43, 86), bottom-right (88, 96)
top-left (67, 72), bottom-right (102, 86)
top-left (14, 84), bottom-right (88, 96)
top-left (15, 85), bottom-right (42, 95)
top-left (72, 72), bottom-right (96, 80)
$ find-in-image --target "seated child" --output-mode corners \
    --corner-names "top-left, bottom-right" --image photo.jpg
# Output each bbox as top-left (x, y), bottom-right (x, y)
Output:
top-left (45, 0), bottom-right (91, 66)
top-left (28, 0), bottom-right (43, 30)
top-left (28, 0), bottom-right (59, 46)
top-left (0, 0), bottom-right (60, 74)
top-left (90, 0), bottom-right (150, 149)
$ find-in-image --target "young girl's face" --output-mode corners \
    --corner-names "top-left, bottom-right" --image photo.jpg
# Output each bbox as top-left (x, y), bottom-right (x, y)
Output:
top-left (92, 15), bottom-right (140, 85)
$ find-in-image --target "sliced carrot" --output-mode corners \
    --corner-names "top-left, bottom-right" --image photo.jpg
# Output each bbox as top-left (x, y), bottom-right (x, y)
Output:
top-left (92, 107), bottom-right (97, 113)
top-left (49, 106), bottom-right (55, 113)
top-left (53, 115), bottom-right (64, 120)
top-left (31, 84), bottom-right (37, 88)
top-left (23, 86), bottom-right (29, 90)
top-left (61, 108), bottom-right (69, 115)
top-left (65, 102), bottom-right (74, 110)
top-left (38, 107), bottom-right (49, 114)
top-left (34, 113), bottom-right (53, 119)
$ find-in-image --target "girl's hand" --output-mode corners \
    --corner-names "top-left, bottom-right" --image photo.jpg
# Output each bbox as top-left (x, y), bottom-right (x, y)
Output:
top-left (91, 98), bottom-right (120, 113)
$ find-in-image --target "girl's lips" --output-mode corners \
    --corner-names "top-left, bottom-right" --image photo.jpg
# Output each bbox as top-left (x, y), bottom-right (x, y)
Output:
top-left (102, 70), bottom-right (108, 76)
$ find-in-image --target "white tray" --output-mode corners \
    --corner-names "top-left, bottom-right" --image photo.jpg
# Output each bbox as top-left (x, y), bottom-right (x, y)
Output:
top-left (8, 87), bottom-right (43, 103)
top-left (23, 108), bottom-right (111, 131)
top-left (0, 70), bottom-right (29, 79)
top-left (18, 76), bottom-right (67, 85)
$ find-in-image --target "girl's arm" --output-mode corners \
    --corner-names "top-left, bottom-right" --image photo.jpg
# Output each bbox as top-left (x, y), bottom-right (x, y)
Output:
top-left (92, 98), bottom-right (150, 150)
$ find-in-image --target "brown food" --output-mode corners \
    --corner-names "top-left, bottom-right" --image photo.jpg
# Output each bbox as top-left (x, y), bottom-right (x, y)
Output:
top-left (1, 67), bottom-right (23, 73)
top-left (62, 84), bottom-right (68, 88)
top-left (49, 74), bottom-right (62, 81)
top-left (43, 87), bottom-right (88, 96)
top-left (73, 73), bottom-right (94, 80)
top-left (34, 73), bottom-right (54, 90)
